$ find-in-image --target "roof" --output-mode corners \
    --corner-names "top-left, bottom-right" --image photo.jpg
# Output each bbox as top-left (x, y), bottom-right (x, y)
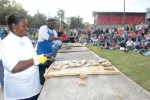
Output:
top-left (94, 11), bottom-right (146, 13)
top-left (92, 11), bottom-right (146, 16)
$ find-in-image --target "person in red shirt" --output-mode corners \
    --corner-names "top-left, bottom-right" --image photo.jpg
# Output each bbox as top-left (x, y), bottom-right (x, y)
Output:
top-left (128, 31), bottom-right (136, 41)
top-left (58, 25), bottom-right (67, 40)
top-left (118, 30), bottom-right (123, 35)
top-left (98, 34), bottom-right (103, 45)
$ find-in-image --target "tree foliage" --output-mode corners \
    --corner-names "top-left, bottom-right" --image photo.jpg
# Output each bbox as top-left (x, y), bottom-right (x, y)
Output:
top-left (57, 9), bottom-right (65, 25)
top-left (28, 11), bottom-right (47, 28)
top-left (0, 0), bottom-right (91, 29)
top-left (84, 22), bottom-right (93, 29)
top-left (146, 7), bottom-right (150, 14)
top-left (57, 9), bottom-right (65, 19)
top-left (67, 16), bottom-right (84, 29)
top-left (0, 0), bottom-right (47, 28)
top-left (0, 0), bottom-right (28, 25)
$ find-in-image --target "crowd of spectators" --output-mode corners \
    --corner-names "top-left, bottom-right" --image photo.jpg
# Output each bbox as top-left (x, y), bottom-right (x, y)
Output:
top-left (88, 23), bottom-right (150, 56)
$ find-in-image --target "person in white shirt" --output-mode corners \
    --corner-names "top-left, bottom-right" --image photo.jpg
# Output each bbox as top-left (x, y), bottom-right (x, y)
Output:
top-left (0, 12), bottom-right (48, 100)
top-left (36, 18), bottom-right (63, 85)
top-left (125, 38), bottom-right (134, 52)
top-left (36, 18), bottom-right (63, 56)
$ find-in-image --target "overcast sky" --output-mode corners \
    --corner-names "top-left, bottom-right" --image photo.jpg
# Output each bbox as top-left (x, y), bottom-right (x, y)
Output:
top-left (15, 0), bottom-right (150, 24)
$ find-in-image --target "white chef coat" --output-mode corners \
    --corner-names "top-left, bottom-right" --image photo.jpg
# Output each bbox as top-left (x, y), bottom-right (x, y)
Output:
top-left (0, 32), bottom-right (41, 100)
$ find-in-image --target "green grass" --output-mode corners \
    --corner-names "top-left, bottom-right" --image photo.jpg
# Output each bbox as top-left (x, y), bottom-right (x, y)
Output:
top-left (87, 44), bottom-right (150, 92)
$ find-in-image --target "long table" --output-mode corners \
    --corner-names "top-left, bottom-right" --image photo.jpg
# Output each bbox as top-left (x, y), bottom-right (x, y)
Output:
top-left (38, 46), bottom-right (150, 100)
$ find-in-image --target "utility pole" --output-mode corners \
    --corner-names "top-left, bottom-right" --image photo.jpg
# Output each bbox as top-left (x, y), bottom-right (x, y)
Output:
top-left (123, 0), bottom-right (126, 25)
top-left (78, 15), bottom-right (79, 28)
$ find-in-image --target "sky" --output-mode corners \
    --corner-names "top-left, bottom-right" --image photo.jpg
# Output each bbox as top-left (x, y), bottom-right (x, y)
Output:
top-left (15, 0), bottom-right (150, 24)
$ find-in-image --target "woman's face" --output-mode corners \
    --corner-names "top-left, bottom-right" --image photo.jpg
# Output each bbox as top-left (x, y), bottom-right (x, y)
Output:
top-left (13, 18), bottom-right (28, 37)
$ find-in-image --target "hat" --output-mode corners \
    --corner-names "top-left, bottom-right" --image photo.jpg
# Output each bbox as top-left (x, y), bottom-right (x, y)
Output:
top-left (47, 17), bottom-right (56, 22)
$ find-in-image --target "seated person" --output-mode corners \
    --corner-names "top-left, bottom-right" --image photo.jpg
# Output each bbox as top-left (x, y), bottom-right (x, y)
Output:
top-left (109, 41), bottom-right (116, 50)
top-left (92, 37), bottom-right (99, 46)
top-left (118, 38), bottom-right (126, 50)
top-left (139, 40), bottom-right (149, 56)
top-left (58, 25), bottom-right (68, 43)
top-left (133, 37), bottom-right (141, 50)
top-left (101, 39), bottom-right (110, 49)
top-left (125, 38), bottom-right (134, 51)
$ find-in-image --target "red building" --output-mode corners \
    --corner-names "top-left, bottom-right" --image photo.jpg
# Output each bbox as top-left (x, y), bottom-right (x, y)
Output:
top-left (93, 11), bottom-right (146, 25)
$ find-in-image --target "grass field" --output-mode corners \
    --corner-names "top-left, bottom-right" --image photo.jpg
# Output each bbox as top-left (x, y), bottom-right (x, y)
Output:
top-left (87, 44), bottom-right (150, 92)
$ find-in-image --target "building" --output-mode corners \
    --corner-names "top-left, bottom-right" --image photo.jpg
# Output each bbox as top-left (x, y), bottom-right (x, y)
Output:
top-left (93, 11), bottom-right (146, 27)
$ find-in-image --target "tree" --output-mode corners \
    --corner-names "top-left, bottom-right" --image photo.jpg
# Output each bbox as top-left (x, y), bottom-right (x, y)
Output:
top-left (29, 11), bottom-right (47, 28)
top-left (0, 0), bottom-right (11, 25)
top-left (57, 9), bottom-right (65, 25)
top-left (84, 22), bottom-right (93, 29)
top-left (146, 7), bottom-right (150, 20)
top-left (146, 7), bottom-right (150, 14)
top-left (0, 0), bottom-right (28, 25)
top-left (68, 16), bottom-right (84, 29)
top-left (0, 0), bottom-right (10, 9)
top-left (0, 0), bottom-right (47, 28)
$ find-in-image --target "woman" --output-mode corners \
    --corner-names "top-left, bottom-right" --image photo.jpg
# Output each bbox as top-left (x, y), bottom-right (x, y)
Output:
top-left (0, 12), bottom-right (47, 100)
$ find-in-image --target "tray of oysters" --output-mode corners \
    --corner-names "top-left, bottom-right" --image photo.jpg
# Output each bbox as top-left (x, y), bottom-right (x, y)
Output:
top-left (51, 59), bottom-right (113, 69)
top-left (61, 43), bottom-right (84, 48)
top-left (44, 59), bottom-right (120, 78)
